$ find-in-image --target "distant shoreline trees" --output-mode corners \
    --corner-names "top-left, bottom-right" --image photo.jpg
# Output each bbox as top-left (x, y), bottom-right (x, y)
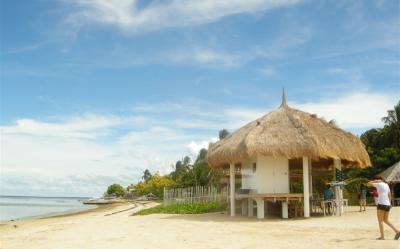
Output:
top-left (106, 183), bottom-right (126, 197)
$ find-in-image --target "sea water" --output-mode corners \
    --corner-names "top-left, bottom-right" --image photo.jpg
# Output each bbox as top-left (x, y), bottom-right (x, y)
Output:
top-left (0, 196), bottom-right (96, 221)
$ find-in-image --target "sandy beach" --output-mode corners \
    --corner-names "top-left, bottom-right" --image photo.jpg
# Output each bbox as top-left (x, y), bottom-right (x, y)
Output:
top-left (1, 203), bottom-right (399, 249)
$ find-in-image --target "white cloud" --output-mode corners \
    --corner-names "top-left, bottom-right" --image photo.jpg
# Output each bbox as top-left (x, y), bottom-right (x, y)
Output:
top-left (1, 41), bottom-right (51, 55)
top-left (169, 48), bottom-right (240, 67)
top-left (0, 114), bottom-right (193, 196)
top-left (186, 138), bottom-right (218, 155)
top-left (0, 172), bottom-right (134, 197)
top-left (292, 92), bottom-right (399, 129)
top-left (2, 114), bottom-right (148, 139)
top-left (66, 0), bottom-right (303, 32)
top-left (0, 110), bottom-right (222, 196)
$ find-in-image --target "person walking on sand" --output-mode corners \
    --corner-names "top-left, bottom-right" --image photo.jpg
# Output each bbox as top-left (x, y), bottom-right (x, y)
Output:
top-left (359, 184), bottom-right (367, 212)
top-left (367, 176), bottom-right (400, 240)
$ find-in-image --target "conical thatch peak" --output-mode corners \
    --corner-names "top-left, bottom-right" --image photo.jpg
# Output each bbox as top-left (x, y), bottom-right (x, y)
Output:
top-left (207, 99), bottom-right (371, 168)
top-left (280, 88), bottom-right (288, 108)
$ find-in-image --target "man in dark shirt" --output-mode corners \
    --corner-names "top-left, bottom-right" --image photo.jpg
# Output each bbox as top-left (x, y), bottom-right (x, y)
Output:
top-left (323, 184), bottom-right (334, 215)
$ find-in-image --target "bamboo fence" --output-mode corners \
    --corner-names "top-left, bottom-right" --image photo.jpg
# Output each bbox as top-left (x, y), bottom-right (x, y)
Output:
top-left (163, 186), bottom-right (229, 207)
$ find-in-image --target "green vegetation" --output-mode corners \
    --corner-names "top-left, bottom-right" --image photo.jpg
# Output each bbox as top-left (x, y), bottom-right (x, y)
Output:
top-left (131, 174), bottom-right (176, 198)
top-left (135, 201), bottom-right (227, 215)
top-left (106, 183), bottom-right (126, 197)
top-left (348, 100), bottom-right (400, 178)
top-left (336, 100), bottom-right (399, 204)
top-left (126, 148), bottom-right (223, 198)
top-left (142, 169), bottom-right (152, 182)
top-left (169, 149), bottom-right (222, 187)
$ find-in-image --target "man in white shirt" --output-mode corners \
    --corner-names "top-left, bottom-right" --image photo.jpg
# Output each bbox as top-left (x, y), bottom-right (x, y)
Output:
top-left (368, 176), bottom-right (400, 240)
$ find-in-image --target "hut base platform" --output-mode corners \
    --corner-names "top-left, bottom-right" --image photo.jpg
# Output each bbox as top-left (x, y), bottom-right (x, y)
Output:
top-left (234, 193), bottom-right (304, 219)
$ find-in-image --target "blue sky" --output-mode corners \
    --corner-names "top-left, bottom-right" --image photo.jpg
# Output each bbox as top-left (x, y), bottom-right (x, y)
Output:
top-left (0, 0), bottom-right (399, 197)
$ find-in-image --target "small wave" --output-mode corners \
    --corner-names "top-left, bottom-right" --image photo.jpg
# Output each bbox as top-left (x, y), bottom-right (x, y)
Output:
top-left (0, 202), bottom-right (78, 208)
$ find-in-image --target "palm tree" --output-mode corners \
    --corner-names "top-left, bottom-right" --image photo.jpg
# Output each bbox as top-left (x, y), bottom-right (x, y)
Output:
top-left (219, 129), bottom-right (230, 140)
top-left (382, 100), bottom-right (400, 148)
top-left (142, 169), bottom-right (152, 182)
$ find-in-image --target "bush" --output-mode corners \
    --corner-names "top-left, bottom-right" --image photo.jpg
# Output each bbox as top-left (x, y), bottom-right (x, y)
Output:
top-left (133, 174), bottom-right (177, 198)
top-left (135, 201), bottom-right (227, 215)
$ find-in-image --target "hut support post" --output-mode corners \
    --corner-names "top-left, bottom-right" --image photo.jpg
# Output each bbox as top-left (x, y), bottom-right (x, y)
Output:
top-left (230, 163), bottom-right (235, 217)
top-left (334, 159), bottom-right (343, 216)
top-left (303, 156), bottom-right (310, 218)
top-left (282, 202), bottom-right (288, 219)
top-left (256, 198), bottom-right (264, 219)
top-left (308, 158), bottom-right (313, 198)
top-left (241, 200), bottom-right (248, 216)
top-left (248, 199), bottom-right (254, 217)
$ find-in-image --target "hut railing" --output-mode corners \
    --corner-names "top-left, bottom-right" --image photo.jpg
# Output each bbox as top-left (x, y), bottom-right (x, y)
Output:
top-left (163, 186), bottom-right (229, 207)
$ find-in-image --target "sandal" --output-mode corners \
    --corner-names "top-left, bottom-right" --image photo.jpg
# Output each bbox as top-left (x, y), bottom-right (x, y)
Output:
top-left (376, 237), bottom-right (384, 240)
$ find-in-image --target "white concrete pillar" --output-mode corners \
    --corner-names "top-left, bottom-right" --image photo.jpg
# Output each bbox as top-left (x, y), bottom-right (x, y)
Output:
top-left (309, 158), bottom-right (313, 198)
top-left (230, 163), bottom-right (235, 217)
top-left (256, 198), bottom-right (264, 219)
top-left (241, 200), bottom-right (247, 216)
top-left (303, 156), bottom-right (310, 218)
top-left (282, 202), bottom-right (288, 219)
top-left (248, 199), bottom-right (254, 217)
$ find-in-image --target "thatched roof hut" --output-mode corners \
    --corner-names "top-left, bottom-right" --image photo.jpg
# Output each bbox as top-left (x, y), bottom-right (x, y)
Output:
top-left (377, 161), bottom-right (400, 183)
top-left (207, 92), bottom-right (370, 168)
top-left (207, 91), bottom-right (371, 219)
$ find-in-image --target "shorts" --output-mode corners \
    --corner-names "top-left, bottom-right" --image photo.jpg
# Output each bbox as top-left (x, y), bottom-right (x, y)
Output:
top-left (359, 199), bottom-right (366, 205)
top-left (377, 204), bottom-right (391, 212)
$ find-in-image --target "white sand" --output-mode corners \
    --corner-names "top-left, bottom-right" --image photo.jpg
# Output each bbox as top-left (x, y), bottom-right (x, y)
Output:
top-left (1, 203), bottom-right (399, 249)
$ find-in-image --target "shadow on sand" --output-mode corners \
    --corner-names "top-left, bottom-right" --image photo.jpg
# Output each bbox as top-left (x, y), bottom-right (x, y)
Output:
top-left (159, 212), bottom-right (313, 223)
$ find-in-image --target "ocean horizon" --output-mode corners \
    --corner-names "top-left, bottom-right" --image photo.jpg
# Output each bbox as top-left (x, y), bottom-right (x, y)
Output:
top-left (0, 195), bottom-right (96, 221)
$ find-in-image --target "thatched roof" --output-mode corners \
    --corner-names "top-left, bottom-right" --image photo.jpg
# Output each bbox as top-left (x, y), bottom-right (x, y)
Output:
top-left (207, 92), bottom-right (371, 168)
top-left (377, 161), bottom-right (400, 183)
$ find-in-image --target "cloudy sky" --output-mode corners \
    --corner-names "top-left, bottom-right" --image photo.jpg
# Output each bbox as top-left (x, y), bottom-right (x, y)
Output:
top-left (0, 0), bottom-right (399, 197)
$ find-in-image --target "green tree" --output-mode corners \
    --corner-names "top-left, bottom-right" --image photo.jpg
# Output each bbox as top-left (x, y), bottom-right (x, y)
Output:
top-left (196, 148), bottom-right (207, 163)
top-left (182, 156), bottom-right (191, 166)
top-left (142, 169), bottom-right (152, 182)
top-left (106, 183), bottom-right (126, 197)
top-left (360, 100), bottom-right (400, 175)
top-left (219, 129), bottom-right (230, 140)
top-left (134, 174), bottom-right (176, 198)
top-left (382, 100), bottom-right (400, 149)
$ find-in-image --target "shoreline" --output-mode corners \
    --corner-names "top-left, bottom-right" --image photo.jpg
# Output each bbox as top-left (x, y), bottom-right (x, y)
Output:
top-left (0, 202), bottom-right (131, 225)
